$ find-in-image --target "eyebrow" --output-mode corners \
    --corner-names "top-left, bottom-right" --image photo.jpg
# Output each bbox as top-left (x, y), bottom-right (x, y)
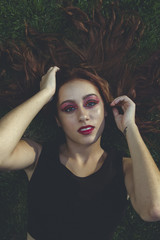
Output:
top-left (60, 94), bottom-right (98, 106)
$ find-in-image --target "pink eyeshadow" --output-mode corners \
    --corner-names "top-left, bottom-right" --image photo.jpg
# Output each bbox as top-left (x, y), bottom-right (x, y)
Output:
top-left (60, 102), bottom-right (78, 111)
top-left (84, 95), bottom-right (100, 104)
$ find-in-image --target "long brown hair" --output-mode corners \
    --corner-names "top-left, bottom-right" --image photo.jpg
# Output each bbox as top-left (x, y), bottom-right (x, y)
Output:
top-left (0, 1), bottom-right (159, 138)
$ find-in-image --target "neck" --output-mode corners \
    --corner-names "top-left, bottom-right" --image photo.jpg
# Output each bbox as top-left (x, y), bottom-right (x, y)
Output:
top-left (61, 137), bottom-right (104, 164)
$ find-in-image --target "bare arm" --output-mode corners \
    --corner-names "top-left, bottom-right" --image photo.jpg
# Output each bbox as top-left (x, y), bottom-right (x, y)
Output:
top-left (111, 96), bottom-right (160, 222)
top-left (0, 66), bottom-right (59, 170)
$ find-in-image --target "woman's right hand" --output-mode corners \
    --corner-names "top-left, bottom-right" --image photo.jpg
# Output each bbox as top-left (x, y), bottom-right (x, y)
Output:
top-left (40, 66), bottom-right (60, 98)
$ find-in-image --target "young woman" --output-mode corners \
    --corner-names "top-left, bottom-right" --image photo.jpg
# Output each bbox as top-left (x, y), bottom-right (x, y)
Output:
top-left (0, 65), bottom-right (160, 240)
top-left (0, 2), bottom-right (160, 240)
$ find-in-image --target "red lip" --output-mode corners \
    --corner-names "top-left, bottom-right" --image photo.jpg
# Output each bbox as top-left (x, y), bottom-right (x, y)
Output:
top-left (78, 125), bottom-right (95, 135)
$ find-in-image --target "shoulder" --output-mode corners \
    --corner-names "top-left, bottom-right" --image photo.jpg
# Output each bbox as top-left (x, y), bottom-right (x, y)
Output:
top-left (24, 137), bottom-right (58, 181)
top-left (122, 157), bottom-right (132, 174)
top-left (23, 138), bottom-right (43, 181)
top-left (122, 157), bottom-right (133, 183)
top-left (0, 138), bottom-right (42, 173)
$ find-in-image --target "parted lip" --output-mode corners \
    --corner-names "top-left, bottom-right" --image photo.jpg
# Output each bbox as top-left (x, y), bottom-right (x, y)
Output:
top-left (78, 125), bottom-right (95, 132)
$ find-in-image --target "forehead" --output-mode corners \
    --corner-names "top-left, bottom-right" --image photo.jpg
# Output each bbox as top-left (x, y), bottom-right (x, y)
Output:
top-left (58, 78), bottom-right (101, 103)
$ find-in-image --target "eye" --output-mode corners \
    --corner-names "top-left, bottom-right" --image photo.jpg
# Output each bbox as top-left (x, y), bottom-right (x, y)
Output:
top-left (62, 105), bottom-right (77, 113)
top-left (84, 99), bottom-right (99, 108)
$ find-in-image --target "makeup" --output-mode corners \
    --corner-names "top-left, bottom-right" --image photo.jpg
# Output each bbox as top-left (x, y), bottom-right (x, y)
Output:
top-left (60, 94), bottom-right (100, 113)
top-left (78, 125), bottom-right (95, 135)
top-left (83, 95), bottom-right (100, 108)
top-left (60, 102), bottom-right (78, 113)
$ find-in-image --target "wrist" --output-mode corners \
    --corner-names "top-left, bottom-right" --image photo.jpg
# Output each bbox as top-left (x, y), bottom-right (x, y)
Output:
top-left (40, 88), bottom-right (55, 100)
top-left (38, 89), bottom-right (55, 105)
top-left (123, 122), bottom-right (137, 138)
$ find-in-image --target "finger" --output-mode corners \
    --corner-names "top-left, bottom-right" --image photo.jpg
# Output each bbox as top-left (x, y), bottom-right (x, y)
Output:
top-left (110, 97), bottom-right (122, 106)
top-left (47, 67), bottom-right (54, 72)
top-left (112, 107), bottom-right (119, 117)
top-left (47, 66), bottom-right (60, 74)
top-left (111, 96), bottom-right (127, 104)
top-left (51, 66), bottom-right (60, 73)
top-left (110, 95), bottom-right (132, 106)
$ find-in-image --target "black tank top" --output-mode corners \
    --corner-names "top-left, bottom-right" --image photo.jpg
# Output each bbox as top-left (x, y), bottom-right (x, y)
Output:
top-left (28, 140), bottom-right (128, 240)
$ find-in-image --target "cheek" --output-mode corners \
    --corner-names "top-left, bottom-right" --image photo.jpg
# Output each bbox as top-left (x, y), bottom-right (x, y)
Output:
top-left (58, 114), bottom-right (76, 129)
top-left (92, 106), bottom-right (105, 119)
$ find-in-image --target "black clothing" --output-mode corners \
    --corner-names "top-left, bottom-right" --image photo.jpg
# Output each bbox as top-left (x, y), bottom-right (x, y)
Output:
top-left (28, 141), bottom-right (128, 240)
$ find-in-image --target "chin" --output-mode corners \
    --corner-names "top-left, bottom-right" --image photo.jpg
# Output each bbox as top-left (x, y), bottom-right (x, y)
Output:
top-left (78, 134), bottom-right (101, 146)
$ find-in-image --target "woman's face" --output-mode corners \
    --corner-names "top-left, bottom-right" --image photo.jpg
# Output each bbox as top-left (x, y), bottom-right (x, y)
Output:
top-left (56, 79), bottom-right (107, 146)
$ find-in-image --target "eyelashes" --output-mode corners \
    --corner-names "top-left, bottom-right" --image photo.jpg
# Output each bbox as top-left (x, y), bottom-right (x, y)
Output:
top-left (83, 95), bottom-right (99, 108)
top-left (83, 99), bottom-right (99, 108)
top-left (61, 104), bottom-right (78, 113)
top-left (61, 99), bottom-right (99, 113)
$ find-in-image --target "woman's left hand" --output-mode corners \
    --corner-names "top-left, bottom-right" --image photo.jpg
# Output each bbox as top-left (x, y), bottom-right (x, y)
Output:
top-left (110, 95), bottom-right (136, 133)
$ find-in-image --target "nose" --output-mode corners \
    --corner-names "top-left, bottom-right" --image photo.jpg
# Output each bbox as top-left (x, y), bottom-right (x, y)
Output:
top-left (78, 107), bottom-right (89, 122)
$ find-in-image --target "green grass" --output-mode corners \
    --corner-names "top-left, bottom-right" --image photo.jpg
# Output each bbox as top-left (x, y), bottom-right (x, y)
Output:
top-left (0, 0), bottom-right (160, 239)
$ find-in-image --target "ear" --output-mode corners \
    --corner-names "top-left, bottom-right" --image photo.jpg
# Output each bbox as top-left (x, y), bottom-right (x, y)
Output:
top-left (55, 117), bottom-right (61, 127)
